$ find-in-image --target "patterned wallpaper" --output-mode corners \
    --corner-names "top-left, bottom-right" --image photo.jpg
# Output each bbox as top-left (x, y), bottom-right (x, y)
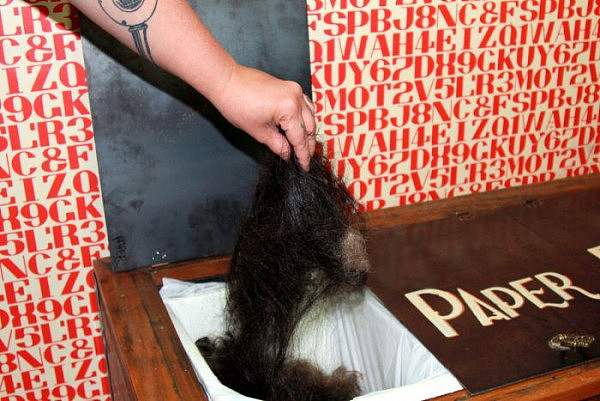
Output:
top-left (0, 1), bottom-right (110, 399)
top-left (307, 0), bottom-right (600, 211)
top-left (0, 0), bottom-right (599, 399)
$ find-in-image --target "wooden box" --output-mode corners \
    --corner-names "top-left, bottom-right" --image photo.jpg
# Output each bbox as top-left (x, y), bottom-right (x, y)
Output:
top-left (94, 174), bottom-right (600, 401)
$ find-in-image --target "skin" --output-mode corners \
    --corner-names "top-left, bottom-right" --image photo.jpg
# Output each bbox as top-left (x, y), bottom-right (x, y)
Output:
top-left (69, 0), bottom-right (317, 170)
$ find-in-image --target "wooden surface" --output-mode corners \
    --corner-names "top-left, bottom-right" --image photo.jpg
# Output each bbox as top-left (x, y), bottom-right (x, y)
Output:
top-left (95, 260), bottom-right (208, 401)
top-left (95, 174), bottom-right (600, 401)
top-left (430, 359), bottom-right (600, 401)
top-left (145, 254), bottom-right (231, 286)
top-left (362, 173), bottom-right (600, 230)
top-left (365, 188), bottom-right (600, 393)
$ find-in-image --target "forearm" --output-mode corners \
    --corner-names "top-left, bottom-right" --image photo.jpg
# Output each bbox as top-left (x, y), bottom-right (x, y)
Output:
top-left (69, 0), bottom-right (236, 104)
top-left (70, 0), bottom-right (317, 169)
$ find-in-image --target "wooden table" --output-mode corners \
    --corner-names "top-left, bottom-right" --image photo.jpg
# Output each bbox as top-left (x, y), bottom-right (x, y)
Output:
top-left (95, 174), bottom-right (600, 401)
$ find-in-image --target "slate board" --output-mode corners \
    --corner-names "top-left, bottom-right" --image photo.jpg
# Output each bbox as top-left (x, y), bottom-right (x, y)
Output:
top-left (80, 0), bottom-right (312, 270)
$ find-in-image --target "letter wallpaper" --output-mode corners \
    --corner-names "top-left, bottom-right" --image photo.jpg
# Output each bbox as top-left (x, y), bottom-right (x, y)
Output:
top-left (0, 0), bottom-right (598, 399)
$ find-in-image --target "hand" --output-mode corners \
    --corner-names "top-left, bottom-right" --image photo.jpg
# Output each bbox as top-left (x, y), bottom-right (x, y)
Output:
top-left (212, 64), bottom-right (317, 170)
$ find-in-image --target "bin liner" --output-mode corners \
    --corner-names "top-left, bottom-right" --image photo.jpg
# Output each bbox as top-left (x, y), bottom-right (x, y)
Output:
top-left (160, 279), bottom-right (462, 401)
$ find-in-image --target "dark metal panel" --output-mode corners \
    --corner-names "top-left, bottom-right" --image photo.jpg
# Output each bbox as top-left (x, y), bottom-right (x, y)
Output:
top-left (80, 0), bottom-right (312, 270)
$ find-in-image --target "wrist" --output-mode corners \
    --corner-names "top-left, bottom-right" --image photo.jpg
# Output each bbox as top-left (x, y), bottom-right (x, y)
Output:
top-left (203, 61), bottom-right (239, 113)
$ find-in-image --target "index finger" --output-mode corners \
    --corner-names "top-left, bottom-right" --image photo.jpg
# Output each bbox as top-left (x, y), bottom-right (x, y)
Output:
top-left (281, 119), bottom-right (312, 171)
top-left (279, 105), bottom-right (316, 171)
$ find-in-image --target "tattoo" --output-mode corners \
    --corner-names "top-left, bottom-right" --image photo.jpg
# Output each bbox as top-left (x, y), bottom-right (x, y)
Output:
top-left (98, 0), bottom-right (158, 62)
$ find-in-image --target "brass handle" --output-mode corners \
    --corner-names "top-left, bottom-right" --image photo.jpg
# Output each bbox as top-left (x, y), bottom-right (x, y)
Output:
top-left (548, 334), bottom-right (595, 351)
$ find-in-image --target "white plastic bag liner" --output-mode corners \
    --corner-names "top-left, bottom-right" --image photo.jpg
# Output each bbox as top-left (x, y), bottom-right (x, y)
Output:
top-left (160, 278), bottom-right (462, 401)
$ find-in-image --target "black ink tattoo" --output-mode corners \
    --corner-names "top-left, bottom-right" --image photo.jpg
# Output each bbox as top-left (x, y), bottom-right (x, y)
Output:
top-left (98, 0), bottom-right (158, 62)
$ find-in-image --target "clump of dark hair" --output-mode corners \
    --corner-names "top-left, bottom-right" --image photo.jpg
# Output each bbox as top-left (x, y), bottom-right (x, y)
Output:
top-left (196, 151), bottom-right (370, 401)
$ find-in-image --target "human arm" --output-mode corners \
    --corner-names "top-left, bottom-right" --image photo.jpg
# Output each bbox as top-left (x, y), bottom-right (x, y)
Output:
top-left (69, 0), bottom-right (317, 170)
